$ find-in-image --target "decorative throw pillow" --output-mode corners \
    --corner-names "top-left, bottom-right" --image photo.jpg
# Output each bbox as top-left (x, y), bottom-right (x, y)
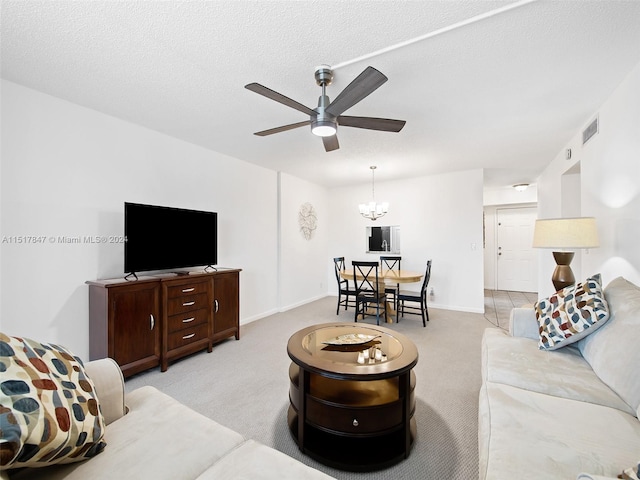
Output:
top-left (534, 274), bottom-right (610, 351)
top-left (0, 333), bottom-right (106, 469)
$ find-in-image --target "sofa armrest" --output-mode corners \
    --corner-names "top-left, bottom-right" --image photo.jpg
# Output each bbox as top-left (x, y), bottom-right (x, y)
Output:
top-left (84, 357), bottom-right (126, 425)
top-left (509, 307), bottom-right (539, 340)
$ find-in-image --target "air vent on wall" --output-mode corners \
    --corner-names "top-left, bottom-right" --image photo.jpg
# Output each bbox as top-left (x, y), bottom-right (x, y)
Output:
top-left (582, 116), bottom-right (598, 145)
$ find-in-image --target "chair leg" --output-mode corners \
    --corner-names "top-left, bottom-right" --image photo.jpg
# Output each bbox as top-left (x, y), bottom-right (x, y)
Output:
top-left (336, 291), bottom-right (341, 315)
top-left (421, 299), bottom-right (427, 327)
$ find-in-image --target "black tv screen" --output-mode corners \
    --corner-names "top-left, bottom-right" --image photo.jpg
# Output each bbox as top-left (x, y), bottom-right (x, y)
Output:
top-left (124, 202), bottom-right (217, 273)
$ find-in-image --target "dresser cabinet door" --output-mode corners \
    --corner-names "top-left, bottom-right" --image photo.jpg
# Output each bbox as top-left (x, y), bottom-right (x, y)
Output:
top-left (213, 272), bottom-right (239, 338)
top-left (109, 283), bottom-right (160, 375)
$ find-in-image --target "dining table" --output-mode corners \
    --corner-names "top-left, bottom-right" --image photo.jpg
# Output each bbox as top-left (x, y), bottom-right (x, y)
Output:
top-left (340, 268), bottom-right (424, 323)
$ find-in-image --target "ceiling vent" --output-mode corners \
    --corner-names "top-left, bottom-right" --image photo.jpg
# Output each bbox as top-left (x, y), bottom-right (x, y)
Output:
top-left (582, 116), bottom-right (599, 145)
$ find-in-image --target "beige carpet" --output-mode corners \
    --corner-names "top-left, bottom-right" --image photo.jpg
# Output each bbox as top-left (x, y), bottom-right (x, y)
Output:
top-left (125, 296), bottom-right (498, 479)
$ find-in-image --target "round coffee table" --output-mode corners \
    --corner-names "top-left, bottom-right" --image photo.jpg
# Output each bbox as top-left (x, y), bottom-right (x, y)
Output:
top-left (287, 322), bottom-right (418, 471)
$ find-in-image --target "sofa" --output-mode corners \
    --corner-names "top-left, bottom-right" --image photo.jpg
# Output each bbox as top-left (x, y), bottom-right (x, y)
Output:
top-left (1, 354), bottom-right (334, 480)
top-left (479, 276), bottom-right (640, 480)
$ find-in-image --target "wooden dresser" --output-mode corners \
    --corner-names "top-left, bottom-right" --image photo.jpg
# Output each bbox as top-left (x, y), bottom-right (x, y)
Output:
top-left (88, 269), bottom-right (240, 377)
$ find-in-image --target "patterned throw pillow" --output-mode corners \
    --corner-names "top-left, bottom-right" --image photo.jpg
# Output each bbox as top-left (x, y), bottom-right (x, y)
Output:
top-left (534, 274), bottom-right (610, 351)
top-left (0, 334), bottom-right (106, 469)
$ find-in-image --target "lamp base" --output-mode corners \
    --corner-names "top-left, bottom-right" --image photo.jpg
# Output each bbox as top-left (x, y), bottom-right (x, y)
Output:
top-left (552, 251), bottom-right (575, 291)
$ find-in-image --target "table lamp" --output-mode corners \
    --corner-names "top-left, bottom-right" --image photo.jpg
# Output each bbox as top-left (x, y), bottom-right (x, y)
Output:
top-left (532, 217), bottom-right (599, 291)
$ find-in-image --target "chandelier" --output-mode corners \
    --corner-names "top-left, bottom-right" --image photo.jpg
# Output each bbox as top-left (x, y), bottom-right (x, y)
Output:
top-left (359, 166), bottom-right (389, 221)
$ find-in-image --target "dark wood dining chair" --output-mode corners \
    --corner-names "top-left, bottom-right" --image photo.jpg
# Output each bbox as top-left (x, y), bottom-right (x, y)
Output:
top-left (352, 261), bottom-right (387, 325)
top-left (397, 260), bottom-right (432, 327)
top-left (333, 257), bottom-right (356, 314)
top-left (380, 256), bottom-right (401, 311)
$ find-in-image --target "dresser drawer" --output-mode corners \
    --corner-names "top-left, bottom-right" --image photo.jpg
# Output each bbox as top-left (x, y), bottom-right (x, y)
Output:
top-left (167, 293), bottom-right (209, 315)
top-left (166, 281), bottom-right (209, 299)
top-left (167, 323), bottom-right (209, 350)
top-left (167, 307), bottom-right (209, 334)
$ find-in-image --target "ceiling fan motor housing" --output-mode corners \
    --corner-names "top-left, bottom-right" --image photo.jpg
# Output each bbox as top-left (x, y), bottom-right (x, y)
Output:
top-left (311, 94), bottom-right (338, 136)
top-left (314, 65), bottom-right (333, 86)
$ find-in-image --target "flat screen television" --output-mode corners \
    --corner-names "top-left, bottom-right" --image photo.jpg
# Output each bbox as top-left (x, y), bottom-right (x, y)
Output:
top-left (124, 202), bottom-right (217, 274)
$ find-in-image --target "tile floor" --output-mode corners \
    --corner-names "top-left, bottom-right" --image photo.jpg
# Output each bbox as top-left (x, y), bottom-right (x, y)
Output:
top-left (484, 289), bottom-right (538, 330)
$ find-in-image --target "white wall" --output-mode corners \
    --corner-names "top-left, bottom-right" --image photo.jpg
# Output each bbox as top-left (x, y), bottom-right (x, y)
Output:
top-left (327, 169), bottom-right (485, 313)
top-left (1, 80), bottom-right (280, 359)
top-left (278, 172), bottom-right (329, 311)
top-left (484, 184), bottom-right (537, 206)
top-left (536, 61), bottom-right (640, 297)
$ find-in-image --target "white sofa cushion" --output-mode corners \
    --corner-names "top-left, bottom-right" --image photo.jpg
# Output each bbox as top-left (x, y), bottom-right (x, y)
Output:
top-left (509, 307), bottom-right (539, 340)
top-left (84, 358), bottom-right (126, 426)
top-left (195, 439), bottom-right (334, 480)
top-left (482, 328), bottom-right (634, 415)
top-left (10, 386), bottom-right (246, 480)
top-left (578, 277), bottom-right (640, 413)
top-left (479, 382), bottom-right (640, 480)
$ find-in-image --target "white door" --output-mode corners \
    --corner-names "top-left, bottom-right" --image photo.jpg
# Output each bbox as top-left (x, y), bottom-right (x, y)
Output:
top-left (497, 207), bottom-right (537, 292)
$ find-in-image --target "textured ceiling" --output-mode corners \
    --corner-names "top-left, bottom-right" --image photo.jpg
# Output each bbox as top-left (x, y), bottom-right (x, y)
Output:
top-left (2, 0), bottom-right (640, 188)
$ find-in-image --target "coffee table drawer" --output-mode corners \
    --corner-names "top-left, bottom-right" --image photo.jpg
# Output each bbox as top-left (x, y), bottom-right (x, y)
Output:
top-left (306, 396), bottom-right (402, 434)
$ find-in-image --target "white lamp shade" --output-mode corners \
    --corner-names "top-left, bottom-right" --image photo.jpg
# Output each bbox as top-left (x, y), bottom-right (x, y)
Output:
top-left (532, 217), bottom-right (599, 249)
top-left (359, 202), bottom-right (389, 215)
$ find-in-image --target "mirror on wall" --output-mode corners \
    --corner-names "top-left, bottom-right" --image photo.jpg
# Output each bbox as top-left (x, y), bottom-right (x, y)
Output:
top-left (366, 226), bottom-right (400, 254)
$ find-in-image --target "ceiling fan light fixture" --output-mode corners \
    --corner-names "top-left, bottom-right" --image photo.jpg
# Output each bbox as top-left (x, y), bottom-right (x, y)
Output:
top-left (311, 120), bottom-right (337, 137)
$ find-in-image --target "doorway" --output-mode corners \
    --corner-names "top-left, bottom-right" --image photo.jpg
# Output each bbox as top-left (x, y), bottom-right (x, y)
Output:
top-left (496, 207), bottom-right (537, 292)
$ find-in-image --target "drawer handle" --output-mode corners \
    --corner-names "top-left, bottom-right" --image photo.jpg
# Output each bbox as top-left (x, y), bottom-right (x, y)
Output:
top-left (182, 301), bottom-right (196, 306)
top-left (214, 299), bottom-right (219, 313)
top-left (150, 314), bottom-right (155, 330)
top-left (352, 419), bottom-right (359, 427)
top-left (182, 317), bottom-right (195, 323)
top-left (182, 333), bottom-right (196, 340)
top-left (182, 287), bottom-right (195, 293)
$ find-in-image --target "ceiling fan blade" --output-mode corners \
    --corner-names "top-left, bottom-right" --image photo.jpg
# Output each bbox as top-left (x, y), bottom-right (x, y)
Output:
top-left (338, 115), bottom-right (406, 132)
top-left (254, 120), bottom-right (310, 136)
top-left (322, 135), bottom-right (339, 152)
top-left (325, 66), bottom-right (388, 117)
top-left (245, 83), bottom-right (316, 116)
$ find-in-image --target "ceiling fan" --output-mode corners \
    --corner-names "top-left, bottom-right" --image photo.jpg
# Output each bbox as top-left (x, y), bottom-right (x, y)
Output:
top-left (245, 65), bottom-right (406, 152)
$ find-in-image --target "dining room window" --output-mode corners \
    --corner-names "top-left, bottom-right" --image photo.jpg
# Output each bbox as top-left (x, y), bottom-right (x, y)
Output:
top-left (366, 225), bottom-right (400, 254)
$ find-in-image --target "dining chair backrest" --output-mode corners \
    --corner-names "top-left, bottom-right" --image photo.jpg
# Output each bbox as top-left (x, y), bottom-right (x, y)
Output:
top-left (333, 257), bottom-right (346, 284)
top-left (380, 256), bottom-right (401, 273)
top-left (420, 260), bottom-right (432, 294)
top-left (352, 261), bottom-right (381, 294)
